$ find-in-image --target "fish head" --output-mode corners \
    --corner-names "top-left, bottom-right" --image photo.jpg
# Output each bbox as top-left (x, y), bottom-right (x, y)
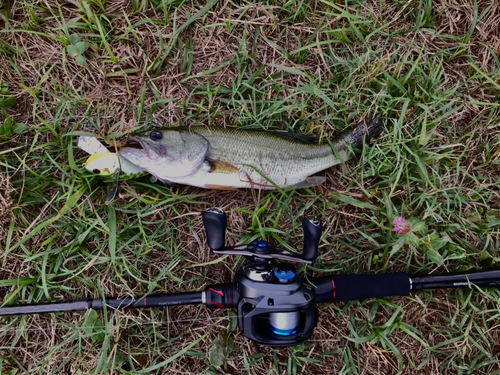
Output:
top-left (119, 128), bottom-right (208, 180)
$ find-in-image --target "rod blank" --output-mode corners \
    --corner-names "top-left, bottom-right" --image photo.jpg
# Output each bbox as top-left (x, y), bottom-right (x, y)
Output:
top-left (0, 301), bottom-right (89, 316)
top-left (0, 292), bottom-right (203, 317)
top-left (410, 269), bottom-right (500, 291)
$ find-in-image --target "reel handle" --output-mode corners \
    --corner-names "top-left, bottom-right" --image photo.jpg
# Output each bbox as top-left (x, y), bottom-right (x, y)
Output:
top-left (202, 208), bottom-right (227, 250)
top-left (302, 217), bottom-right (322, 261)
top-left (205, 209), bottom-right (321, 264)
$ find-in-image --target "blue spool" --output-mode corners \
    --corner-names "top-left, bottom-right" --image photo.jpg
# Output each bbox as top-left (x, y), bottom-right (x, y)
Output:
top-left (274, 267), bottom-right (296, 281)
top-left (271, 327), bottom-right (298, 336)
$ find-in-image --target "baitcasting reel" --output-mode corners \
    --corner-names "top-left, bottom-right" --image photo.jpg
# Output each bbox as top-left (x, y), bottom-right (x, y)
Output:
top-left (2, 208), bottom-right (500, 348)
top-left (202, 207), bottom-right (322, 346)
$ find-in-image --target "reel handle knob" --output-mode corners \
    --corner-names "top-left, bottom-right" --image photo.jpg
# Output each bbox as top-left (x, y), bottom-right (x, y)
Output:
top-left (302, 217), bottom-right (322, 262)
top-left (202, 208), bottom-right (227, 250)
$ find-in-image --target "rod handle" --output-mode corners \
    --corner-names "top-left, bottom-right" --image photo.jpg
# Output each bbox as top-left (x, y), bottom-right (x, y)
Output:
top-left (205, 283), bottom-right (239, 308)
top-left (312, 272), bottom-right (411, 303)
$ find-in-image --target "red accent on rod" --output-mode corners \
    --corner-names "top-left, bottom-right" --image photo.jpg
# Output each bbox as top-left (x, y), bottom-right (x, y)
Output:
top-left (144, 297), bottom-right (147, 307)
top-left (210, 301), bottom-right (224, 308)
top-left (209, 288), bottom-right (224, 296)
top-left (331, 277), bottom-right (336, 301)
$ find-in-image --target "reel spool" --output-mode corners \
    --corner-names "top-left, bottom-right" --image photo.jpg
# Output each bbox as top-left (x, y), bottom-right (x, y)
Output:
top-left (270, 312), bottom-right (300, 336)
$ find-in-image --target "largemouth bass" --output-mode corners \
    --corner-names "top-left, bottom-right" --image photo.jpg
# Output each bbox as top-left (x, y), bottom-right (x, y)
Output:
top-left (119, 117), bottom-right (382, 190)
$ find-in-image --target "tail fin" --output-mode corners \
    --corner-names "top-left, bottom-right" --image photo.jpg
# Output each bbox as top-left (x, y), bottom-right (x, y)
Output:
top-left (350, 115), bottom-right (383, 149)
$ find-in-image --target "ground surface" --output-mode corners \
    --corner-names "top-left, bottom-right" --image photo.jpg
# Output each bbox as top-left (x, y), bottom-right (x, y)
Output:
top-left (0, 0), bottom-right (499, 374)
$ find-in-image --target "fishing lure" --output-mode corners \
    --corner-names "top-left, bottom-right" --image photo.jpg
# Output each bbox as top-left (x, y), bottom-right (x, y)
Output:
top-left (78, 136), bottom-right (148, 204)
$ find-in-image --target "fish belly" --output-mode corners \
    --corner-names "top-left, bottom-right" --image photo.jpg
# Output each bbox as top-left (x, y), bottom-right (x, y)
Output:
top-left (171, 168), bottom-right (307, 190)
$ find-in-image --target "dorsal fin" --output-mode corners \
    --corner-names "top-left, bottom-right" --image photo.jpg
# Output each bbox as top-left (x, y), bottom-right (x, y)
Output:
top-left (269, 131), bottom-right (321, 144)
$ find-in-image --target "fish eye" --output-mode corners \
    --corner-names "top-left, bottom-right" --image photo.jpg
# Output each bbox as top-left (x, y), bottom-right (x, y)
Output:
top-left (150, 131), bottom-right (163, 141)
top-left (93, 169), bottom-right (100, 174)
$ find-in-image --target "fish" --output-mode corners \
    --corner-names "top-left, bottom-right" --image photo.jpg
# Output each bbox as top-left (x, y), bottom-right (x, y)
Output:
top-left (118, 117), bottom-right (383, 190)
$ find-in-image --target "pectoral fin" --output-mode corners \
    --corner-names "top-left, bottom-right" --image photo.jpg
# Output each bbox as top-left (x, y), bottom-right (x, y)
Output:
top-left (208, 160), bottom-right (240, 174)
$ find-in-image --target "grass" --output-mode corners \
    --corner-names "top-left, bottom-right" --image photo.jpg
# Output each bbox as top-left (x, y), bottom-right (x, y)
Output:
top-left (0, 0), bottom-right (499, 373)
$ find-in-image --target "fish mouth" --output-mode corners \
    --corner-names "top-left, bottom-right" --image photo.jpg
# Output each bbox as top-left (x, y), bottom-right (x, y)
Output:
top-left (127, 136), bottom-right (144, 149)
top-left (125, 136), bottom-right (156, 158)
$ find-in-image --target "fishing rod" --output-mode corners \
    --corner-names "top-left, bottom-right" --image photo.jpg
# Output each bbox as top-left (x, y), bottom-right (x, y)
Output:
top-left (1, 208), bottom-right (500, 347)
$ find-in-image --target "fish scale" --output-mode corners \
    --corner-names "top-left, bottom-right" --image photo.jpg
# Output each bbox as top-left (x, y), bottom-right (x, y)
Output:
top-left (119, 117), bottom-right (383, 190)
top-left (196, 127), bottom-right (340, 186)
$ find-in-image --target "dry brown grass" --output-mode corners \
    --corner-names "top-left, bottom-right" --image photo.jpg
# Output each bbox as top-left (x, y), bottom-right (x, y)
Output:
top-left (0, 174), bottom-right (13, 249)
top-left (0, 173), bottom-right (13, 223)
top-left (0, 0), bottom-right (499, 373)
